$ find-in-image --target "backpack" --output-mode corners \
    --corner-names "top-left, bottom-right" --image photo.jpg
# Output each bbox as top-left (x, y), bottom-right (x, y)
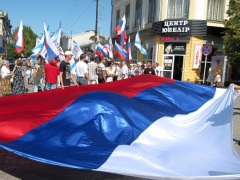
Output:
top-left (36, 65), bottom-right (44, 78)
top-left (95, 66), bottom-right (103, 79)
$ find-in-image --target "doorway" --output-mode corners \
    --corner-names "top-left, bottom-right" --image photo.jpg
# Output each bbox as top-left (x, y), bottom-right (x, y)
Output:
top-left (162, 55), bottom-right (184, 80)
top-left (173, 56), bottom-right (184, 80)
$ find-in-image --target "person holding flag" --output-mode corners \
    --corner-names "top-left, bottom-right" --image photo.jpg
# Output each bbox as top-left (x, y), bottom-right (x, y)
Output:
top-left (59, 51), bottom-right (78, 88)
top-left (44, 57), bottom-right (60, 90)
top-left (144, 61), bottom-right (155, 75)
top-left (75, 54), bottom-right (91, 85)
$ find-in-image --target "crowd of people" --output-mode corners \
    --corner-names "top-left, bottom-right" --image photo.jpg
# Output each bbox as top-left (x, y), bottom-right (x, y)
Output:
top-left (0, 52), bottom-right (162, 97)
top-left (1, 53), bottom-right (240, 97)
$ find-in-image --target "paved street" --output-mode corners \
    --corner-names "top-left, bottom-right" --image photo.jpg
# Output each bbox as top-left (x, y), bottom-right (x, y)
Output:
top-left (0, 91), bottom-right (240, 180)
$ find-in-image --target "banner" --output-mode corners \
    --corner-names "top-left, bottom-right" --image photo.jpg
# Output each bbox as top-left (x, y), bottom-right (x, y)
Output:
top-left (192, 44), bottom-right (202, 69)
top-left (211, 56), bottom-right (224, 74)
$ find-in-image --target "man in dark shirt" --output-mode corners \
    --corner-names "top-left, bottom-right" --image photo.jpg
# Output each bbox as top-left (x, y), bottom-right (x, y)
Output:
top-left (59, 51), bottom-right (78, 88)
top-left (144, 61), bottom-right (156, 75)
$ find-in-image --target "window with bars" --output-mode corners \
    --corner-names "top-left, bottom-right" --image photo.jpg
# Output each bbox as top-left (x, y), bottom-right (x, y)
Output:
top-left (167, 0), bottom-right (189, 19)
top-left (125, 4), bottom-right (130, 30)
top-left (148, 0), bottom-right (156, 23)
top-left (135, 0), bottom-right (142, 27)
top-left (116, 9), bottom-right (120, 27)
top-left (207, 0), bottom-right (224, 21)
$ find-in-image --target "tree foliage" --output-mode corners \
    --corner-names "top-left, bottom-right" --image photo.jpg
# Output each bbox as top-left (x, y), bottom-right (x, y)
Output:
top-left (7, 26), bottom-right (37, 58)
top-left (223, 0), bottom-right (240, 65)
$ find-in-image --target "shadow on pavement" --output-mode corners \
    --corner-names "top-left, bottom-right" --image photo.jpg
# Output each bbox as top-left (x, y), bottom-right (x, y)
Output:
top-left (233, 112), bottom-right (240, 116)
top-left (233, 139), bottom-right (240, 146)
top-left (0, 148), bottom-right (143, 180)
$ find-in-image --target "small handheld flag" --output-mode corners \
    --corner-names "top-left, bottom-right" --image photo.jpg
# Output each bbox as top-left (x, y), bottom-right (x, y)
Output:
top-left (134, 31), bottom-right (147, 55)
top-left (115, 15), bottom-right (126, 37)
top-left (108, 38), bottom-right (113, 59)
top-left (114, 41), bottom-right (127, 60)
top-left (120, 31), bottom-right (127, 48)
top-left (71, 40), bottom-right (83, 59)
top-left (14, 20), bottom-right (24, 54)
top-left (95, 43), bottom-right (109, 58)
top-left (43, 23), bottom-right (59, 62)
top-left (127, 37), bottom-right (132, 63)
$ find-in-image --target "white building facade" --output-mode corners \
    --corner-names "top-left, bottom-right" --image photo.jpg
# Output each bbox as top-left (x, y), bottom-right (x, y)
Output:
top-left (0, 10), bottom-right (11, 54)
top-left (61, 30), bottom-right (108, 52)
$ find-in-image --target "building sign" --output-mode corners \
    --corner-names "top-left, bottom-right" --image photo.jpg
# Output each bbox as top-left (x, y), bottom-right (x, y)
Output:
top-left (164, 56), bottom-right (173, 70)
top-left (160, 36), bottom-right (190, 42)
top-left (161, 20), bottom-right (191, 36)
top-left (201, 44), bottom-right (212, 56)
top-left (152, 20), bottom-right (207, 36)
top-left (192, 44), bottom-right (202, 69)
top-left (164, 43), bottom-right (186, 55)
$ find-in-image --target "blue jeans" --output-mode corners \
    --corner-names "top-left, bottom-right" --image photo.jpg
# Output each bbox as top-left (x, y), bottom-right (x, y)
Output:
top-left (77, 77), bottom-right (88, 85)
top-left (45, 82), bottom-right (57, 90)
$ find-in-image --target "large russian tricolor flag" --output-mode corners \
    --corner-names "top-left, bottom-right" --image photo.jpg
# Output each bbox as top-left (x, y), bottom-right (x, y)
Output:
top-left (14, 20), bottom-right (24, 54)
top-left (0, 75), bottom-right (240, 179)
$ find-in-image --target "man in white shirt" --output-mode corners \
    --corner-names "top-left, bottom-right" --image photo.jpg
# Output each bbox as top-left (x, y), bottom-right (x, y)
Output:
top-left (121, 60), bottom-right (128, 80)
top-left (75, 54), bottom-right (91, 85)
top-left (87, 56), bottom-right (98, 84)
top-left (154, 62), bottom-right (163, 76)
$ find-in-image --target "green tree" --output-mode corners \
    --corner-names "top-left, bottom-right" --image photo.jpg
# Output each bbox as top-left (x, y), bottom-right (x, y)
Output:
top-left (223, 0), bottom-right (240, 65)
top-left (7, 26), bottom-right (37, 58)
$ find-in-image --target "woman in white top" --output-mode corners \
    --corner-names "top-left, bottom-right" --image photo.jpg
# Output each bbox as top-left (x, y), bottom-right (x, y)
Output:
top-left (106, 61), bottom-right (115, 82)
top-left (213, 70), bottom-right (221, 87)
top-left (1, 60), bottom-right (12, 96)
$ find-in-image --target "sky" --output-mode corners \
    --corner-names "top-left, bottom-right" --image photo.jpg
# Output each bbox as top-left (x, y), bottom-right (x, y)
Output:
top-left (0, 0), bottom-right (112, 37)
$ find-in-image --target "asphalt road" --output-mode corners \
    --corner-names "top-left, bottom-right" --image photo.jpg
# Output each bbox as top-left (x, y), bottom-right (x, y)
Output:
top-left (0, 90), bottom-right (240, 180)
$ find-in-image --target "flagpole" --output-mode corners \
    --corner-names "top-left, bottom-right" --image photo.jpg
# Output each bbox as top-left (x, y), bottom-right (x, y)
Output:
top-left (95, 0), bottom-right (99, 39)
top-left (137, 26), bottom-right (140, 64)
top-left (137, 49), bottom-right (138, 64)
